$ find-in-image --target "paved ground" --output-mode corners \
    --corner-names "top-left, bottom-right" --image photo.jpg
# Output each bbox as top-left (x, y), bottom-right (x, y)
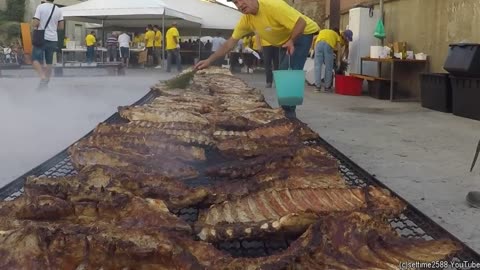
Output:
top-left (1, 68), bottom-right (479, 254)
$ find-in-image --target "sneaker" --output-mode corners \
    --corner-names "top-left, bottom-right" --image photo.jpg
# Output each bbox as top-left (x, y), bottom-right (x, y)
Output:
top-left (37, 79), bottom-right (49, 90)
top-left (314, 86), bottom-right (323, 92)
top-left (266, 83), bottom-right (272, 88)
top-left (155, 65), bottom-right (162, 69)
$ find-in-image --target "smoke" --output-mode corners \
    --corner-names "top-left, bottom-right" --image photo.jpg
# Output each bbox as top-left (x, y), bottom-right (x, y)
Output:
top-left (0, 70), bottom-right (173, 188)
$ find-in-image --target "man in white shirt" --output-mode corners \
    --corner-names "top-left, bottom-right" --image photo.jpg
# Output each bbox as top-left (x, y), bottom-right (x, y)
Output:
top-left (32, 0), bottom-right (64, 90)
top-left (118, 31), bottom-right (131, 68)
top-left (211, 33), bottom-right (226, 66)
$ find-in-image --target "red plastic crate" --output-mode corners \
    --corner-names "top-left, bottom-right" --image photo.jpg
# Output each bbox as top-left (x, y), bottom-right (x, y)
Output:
top-left (335, 75), bottom-right (363, 96)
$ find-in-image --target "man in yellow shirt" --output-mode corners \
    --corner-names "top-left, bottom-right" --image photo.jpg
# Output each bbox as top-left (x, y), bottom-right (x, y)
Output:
top-left (313, 29), bottom-right (352, 92)
top-left (195, 0), bottom-right (320, 118)
top-left (145, 24), bottom-right (155, 66)
top-left (166, 22), bottom-right (181, 72)
top-left (85, 31), bottom-right (96, 64)
top-left (153, 25), bottom-right (163, 69)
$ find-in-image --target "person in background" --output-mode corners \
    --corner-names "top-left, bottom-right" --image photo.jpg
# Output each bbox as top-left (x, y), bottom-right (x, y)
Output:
top-left (85, 31), bottom-right (96, 64)
top-left (118, 31), bottom-right (131, 68)
top-left (313, 29), bottom-right (352, 92)
top-left (195, 0), bottom-right (320, 118)
top-left (166, 22), bottom-right (182, 73)
top-left (133, 32), bottom-right (142, 47)
top-left (153, 25), bottom-right (163, 69)
top-left (145, 25), bottom-right (155, 66)
top-left (211, 33), bottom-right (226, 66)
top-left (106, 32), bottom-right (118, 62)
top-left (257, 35), bottom-right (279, 88)
top-left (31, 0), bottom-right (64, 90)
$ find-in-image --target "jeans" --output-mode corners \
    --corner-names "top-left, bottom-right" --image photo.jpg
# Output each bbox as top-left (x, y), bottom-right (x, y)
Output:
top-left (314, 41), bottom-right (334, 88)
top-left (86, 46), bottom-right (95, 63)
top-left (263, 46), bottom-right (279, 84)
top-left (107, 46), bottom-right (117, 62)
top-left (167, 48), bottom-right (182, 72)
top-left (278, 34), bottom-right (314, 118)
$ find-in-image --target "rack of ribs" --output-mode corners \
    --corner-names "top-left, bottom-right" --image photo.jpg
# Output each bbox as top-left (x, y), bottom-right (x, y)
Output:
top-left (119, 105), bottom-right (210, 125)
top-left (94, 122), bottom-right (215, 147)
top-left (69, 146), bottom-right (199, 180)
top-left (196, 187), bottom-right (406, 242)
top-left (74, 133), bottom-right (207, 161)
top-left (291, 212), bottom-right (461, 269)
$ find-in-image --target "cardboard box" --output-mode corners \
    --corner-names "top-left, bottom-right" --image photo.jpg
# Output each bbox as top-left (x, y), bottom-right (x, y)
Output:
top-left (138, 50), bottom-right (147, 64)
top-left (393, 42), bottom-right (407, 53)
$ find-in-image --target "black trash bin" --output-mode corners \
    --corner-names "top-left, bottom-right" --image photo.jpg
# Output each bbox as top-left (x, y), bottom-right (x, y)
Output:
top-left (420, 73), bottom-right (452, 113)
top-left (449, 76), bottom-right (480, 121)
top-left (444, 43), bottom-right (480, 77)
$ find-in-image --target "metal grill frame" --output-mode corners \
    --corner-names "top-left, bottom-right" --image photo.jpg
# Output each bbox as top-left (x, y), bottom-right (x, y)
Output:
top-left (1, 89), bottom-right (479, 268)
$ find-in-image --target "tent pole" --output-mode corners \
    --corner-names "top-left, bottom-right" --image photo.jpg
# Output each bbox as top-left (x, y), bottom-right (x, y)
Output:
top-left (162, 11), bottom-right (165, 70)
top-left (380, 0), bottom-right (384, 46)
top-left (198, 28), bottom-right (202, 63)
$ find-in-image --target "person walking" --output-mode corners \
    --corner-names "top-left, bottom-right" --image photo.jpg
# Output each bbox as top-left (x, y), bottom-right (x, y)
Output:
top-left (195, 0), bottom-right (320, 118)
top-left (31, 0), bottom-right (64, 89)
top-left (145, 25), bottom-right (155, 67)
top-left (166, 22), bottom-right (182, 73)
top-left (106, 32), bottom-right (118, 62)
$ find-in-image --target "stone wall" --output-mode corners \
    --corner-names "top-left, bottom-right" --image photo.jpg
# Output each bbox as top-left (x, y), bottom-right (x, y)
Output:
top-left (286, 0), bottom-right (327, 28)
top-left (0, 0), bottom-right (7, 11)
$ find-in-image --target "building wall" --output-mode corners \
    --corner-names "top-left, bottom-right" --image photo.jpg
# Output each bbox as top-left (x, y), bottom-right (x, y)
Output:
top-left (286, 0), bottom-right (327, 28)
top-left (0, 0), bottom-right (7, 11)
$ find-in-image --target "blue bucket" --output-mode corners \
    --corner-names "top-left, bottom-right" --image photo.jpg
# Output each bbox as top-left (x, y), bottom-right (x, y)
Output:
top-left (273, 69), bottom-right (305, 106)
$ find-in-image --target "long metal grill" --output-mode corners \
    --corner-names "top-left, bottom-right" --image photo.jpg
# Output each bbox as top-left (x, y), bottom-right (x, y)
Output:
top-left (1, 90), bottom-right (479, 269)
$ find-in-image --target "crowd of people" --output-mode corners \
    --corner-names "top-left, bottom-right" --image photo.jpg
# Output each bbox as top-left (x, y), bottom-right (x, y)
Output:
top-left (31, 0), bottom-right (353, 118)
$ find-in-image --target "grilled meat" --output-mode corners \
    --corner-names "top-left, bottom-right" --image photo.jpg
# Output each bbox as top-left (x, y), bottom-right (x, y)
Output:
top-left (75, 134), bottom-right (207, 161)
top-left (69, 146), bottom-right (199, 180)
top-left (197, 187), bottom-right (405, 242)
top-left (95, 122), bottom-right (215, 147)
top-left (290, 212), bottom-right (461, 270)
top-left (216, 135), bottom-right (303, 158)
top-left (119, 105), bottom-right (209, 125)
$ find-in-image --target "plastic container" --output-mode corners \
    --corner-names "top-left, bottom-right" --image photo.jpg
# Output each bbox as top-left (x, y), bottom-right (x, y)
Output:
top-left (420, 73), bottom-right (452, 113)
top-left (273, 70), bottom-right (305, 106)
top-left (335, 75), bottom-right (363, 96)
top-left (449, 76), bottom-right (480, 120)
top-left (444, 43), bottom-right (480, 77)
top-left (368, 79), bottom-right (392, 100)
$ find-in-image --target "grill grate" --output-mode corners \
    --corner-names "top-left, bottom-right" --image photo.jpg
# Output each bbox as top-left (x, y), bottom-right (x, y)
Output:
top-left (1, 90), bottom-right (479, 267)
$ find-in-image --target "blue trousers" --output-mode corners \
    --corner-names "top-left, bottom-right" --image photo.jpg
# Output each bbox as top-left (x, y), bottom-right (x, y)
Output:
top-left (314, 41), bottom-right (334, 88)
top-left (86, 46), bottom-right (95, 63)
top-left (278, 34), bottom-right (314, 118)
top-left (167, 49), bottom-right (182, 72)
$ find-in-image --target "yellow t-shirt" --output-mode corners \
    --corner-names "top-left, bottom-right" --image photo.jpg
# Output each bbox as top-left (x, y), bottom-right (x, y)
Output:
top-left (133, 35), bottom-right (142, 44)
top-left (145, 30), bottom-right (155, 48)
top-left (154, 31), bottom-right (162, 47)
top-left (232, 0), bottom-right (319, 46)
top-left (314, 29), bottom-right (341, 49)
top-left (261, 38), bottom-right (272, 47)
top-left (166, 27), bottom-right (180, 50)
top-left (85, 34), bottom-right (96, 46)
top-left (252, 35), bottom-right (261, 50)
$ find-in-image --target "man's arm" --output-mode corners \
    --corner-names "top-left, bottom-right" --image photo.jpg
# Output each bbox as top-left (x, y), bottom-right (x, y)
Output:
top-left (58, 21), bottom-right (64, 30)
top-left (282, 17), bottom-right (306, 55)
top-left (195, 37), bottom-right (238, 70)
top-left (32, 18), bottom-right (40, 29)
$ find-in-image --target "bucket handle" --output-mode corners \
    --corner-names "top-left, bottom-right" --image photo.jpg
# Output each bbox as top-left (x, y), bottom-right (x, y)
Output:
top-left (288, 54), bottom-right (292, 70)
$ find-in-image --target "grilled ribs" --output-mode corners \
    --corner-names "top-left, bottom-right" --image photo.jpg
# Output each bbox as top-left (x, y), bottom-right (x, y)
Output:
top-left (119, 105), bottom-right (210, 125)
top-left (196, 187), bottom-right (406, 241)
top-left (291, 212), bottom-right (461, 270)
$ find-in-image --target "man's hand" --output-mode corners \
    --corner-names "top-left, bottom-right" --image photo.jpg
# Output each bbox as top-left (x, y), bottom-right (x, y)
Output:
top-left (282, 39), bottom-right (295, 55)
top-left (195, 59), bottom-right (211, 70)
